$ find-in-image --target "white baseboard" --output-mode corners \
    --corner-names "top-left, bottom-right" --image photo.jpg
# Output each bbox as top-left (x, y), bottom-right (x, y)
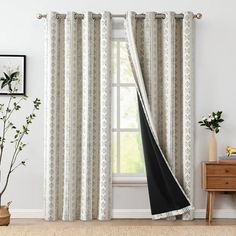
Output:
top-left (112, 209), bottom-right (152, 218)
top-left (11, 209), bottom-right (43, 218)
top-left (112, 209), bottom-right (236, 219)
top-left (9, 208), bottom-right (236, 219)
top-left (194, 209), bottom-right (236, 219)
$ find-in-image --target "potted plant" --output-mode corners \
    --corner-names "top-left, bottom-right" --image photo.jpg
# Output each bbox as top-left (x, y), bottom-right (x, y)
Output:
top-left (0, 67), bottom-right (40, 225)
top-left (198, 111), bottom-right (224, 161)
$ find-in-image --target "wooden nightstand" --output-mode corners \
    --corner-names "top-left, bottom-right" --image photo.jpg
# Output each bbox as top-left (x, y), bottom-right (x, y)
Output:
top-left (202, 161), bottom-right (236, 223)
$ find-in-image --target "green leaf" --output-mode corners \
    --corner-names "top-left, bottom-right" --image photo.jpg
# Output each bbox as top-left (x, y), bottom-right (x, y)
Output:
top-left (3, 72), bottom-right (10, 81)
top-left (1, 80), bottom-right (8, 89)
top-left (10, 71), bottom-right (19, 80)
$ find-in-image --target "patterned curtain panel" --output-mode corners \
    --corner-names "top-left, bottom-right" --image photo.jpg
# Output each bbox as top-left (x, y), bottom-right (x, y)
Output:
top-left (44, 12), bottom-right (112, 221)
top-left (125, 12), bottom-right (194, 220)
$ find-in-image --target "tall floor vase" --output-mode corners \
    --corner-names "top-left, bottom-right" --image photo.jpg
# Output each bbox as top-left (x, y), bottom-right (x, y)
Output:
top-left (208, 131), bottom-right (217, 162)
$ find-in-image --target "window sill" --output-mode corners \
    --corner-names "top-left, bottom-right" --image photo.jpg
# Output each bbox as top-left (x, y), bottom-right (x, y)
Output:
top-left (112, 176), bottom-right (147, 187)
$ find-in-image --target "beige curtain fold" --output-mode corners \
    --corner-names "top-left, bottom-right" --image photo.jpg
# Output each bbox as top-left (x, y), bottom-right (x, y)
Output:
top-left (125, 11), bottom-right (195, 220)
top-left (44, 11), bottom-right (112, 221)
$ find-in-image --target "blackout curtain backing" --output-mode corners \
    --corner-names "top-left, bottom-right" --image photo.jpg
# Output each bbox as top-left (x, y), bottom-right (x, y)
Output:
top-left (125, 12), bottom-right (194, 220)
top-left (44, 12), bottom-right (112, 221)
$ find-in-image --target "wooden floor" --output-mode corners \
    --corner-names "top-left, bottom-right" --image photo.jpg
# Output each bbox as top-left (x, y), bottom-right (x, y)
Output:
top-left (11, 218), bottom-right (236, 225)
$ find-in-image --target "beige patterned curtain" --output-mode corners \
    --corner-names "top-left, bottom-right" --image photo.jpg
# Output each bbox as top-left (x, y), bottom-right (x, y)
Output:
top-left (125, 12), bottom-right (194, 220)
top-left (44, 12), bottom-right (112, 221)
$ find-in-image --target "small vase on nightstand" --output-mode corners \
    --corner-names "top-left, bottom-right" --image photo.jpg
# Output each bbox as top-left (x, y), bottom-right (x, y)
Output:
top-left (198, 111), bottom-right (223, 162)
top-left (208, 131), bottom-right (217, 162)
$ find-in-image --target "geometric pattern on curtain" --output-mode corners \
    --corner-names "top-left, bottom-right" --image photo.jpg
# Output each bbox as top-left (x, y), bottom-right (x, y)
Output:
top-left (44, 12), bottom-right (112, 221)
top-left (125, 12), bottom-right (194, 220)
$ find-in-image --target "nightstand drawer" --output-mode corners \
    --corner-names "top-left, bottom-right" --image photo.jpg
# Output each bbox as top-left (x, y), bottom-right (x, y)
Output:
top-left (207, 177), bottom-right (236, 189)
top-left (206, 165), bottom-right (236, 176)
top-left (202, 161), bottom-right (236, 223)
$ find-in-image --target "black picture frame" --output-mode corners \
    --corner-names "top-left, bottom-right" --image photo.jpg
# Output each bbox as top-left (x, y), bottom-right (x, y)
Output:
top-left (0, 55), bottom-right (26, 95)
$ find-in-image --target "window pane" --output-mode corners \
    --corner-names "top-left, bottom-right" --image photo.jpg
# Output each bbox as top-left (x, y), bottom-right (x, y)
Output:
top-left (120, 42), bottom-right (134, 83)
top-left (112, 41), bottom-right (117, 83)
top-left (111, 39), bottom-right (145, 176)
top-left (112, 87), bottom-right (117, 129)
top-left (120, 87), bottom-right (139, 129)
top-left (112, 132), bottom-right (118, 173)
top-left (120, 132), bottom-right (144, 173)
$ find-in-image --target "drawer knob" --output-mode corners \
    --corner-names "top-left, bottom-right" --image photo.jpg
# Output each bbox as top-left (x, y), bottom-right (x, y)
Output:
top-left (225, 169), bottom-right (229, 173)
top-left (225, 182), bottom-right (229, 184)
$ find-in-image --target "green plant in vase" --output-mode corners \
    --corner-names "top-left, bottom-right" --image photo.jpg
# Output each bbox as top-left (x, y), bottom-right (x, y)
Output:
top-left (198, 111), bottom-right (224, 133)
top-left (0, 67), bottom-right (40, 225)
top-left (198, 111), bottom-right (224, 162)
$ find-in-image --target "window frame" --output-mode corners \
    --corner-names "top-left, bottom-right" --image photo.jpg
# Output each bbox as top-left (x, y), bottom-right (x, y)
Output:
top-left (112, 25), bottom-right (147, 186)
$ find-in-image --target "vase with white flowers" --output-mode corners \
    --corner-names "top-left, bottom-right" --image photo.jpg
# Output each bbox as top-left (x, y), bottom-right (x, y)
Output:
top-left (0, 67), bottom-right (40, 226)
top-left (198, 111), bottom-right (224, 162)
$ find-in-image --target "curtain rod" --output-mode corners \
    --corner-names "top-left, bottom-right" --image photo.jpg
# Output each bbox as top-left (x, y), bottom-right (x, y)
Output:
top-left (37, 13), bottom-right (202, 20)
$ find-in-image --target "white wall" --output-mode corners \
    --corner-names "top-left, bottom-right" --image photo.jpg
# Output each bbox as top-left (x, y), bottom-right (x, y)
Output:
top-left (1, 0), bottom-right (236, 217)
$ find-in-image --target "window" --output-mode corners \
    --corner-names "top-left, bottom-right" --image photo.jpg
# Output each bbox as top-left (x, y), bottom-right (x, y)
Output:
top-left (112, 39), bottom-right (145, 180)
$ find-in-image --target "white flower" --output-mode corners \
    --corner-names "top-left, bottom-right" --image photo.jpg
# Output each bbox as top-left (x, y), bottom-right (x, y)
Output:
top-left (214, 115), bottom-right (218, 119)
top-left (207, 118), bottom-right (212, 122)
top-left (202, 116), bottom-right (206, 120)
top-left (218, 127), bottom-right (221, 130)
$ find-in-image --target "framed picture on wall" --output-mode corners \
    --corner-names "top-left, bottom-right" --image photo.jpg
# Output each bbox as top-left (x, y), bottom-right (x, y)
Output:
top-left (0, 55), bottom-right (26, 95)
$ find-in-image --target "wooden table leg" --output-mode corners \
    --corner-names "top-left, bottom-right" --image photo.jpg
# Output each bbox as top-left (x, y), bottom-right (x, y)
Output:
top-left (208, 192), bottom-right (212, 224)
top-left (206, 192), bottom-right (210, 219)
top-left (208, 192), bottom-right (215, 224)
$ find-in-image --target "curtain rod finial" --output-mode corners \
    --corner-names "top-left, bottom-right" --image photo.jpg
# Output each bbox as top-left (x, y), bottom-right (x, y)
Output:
top-left (195, 13), bottom-right (202, 19)
top-left (37, 13), bottom-right (46, 19)
top-left (37, 14), bottom-right (43, 19)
